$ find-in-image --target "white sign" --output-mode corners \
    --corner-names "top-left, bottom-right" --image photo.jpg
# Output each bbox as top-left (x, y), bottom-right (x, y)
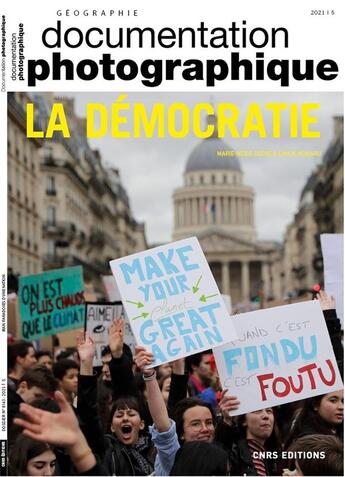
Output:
top-left (321, 234), bottom-right (343, 326)
top-left (110, 237), bottom-right (237, 366)
top-left (85, 302), bottom-right (136, 366)
top-left (213, 300), bottom-right (343, 415)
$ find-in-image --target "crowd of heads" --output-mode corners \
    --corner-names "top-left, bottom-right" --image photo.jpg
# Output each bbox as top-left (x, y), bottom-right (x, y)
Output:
top-left (6, 293), bottom-right (344, 476)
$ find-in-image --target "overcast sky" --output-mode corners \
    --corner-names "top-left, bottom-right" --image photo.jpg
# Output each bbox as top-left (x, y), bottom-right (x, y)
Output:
top-left (67, 92), bottom-right (342, 245)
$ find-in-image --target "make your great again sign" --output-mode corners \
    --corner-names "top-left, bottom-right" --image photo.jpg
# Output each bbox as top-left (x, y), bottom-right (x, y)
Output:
top-left (110, 237), bottom-right (237, 366)
top-left (213, 300), bottom-right (343, 415)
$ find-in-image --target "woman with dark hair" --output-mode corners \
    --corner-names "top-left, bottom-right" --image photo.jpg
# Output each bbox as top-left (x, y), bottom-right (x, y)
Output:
top-left (76, 327), bottom-right (154, 475)
top-left (216, 392), bottom-right (282, 476)
top-left (231, 408), bottom-right (282, 476)
top-left (135, 346), bottom-right (221, 475)
top-left (170, 441), bottom-right (229, 476)
top-left (9, 434), bottom-right (56, 476)
top-left (285, 390), bottom-right (343, 449)
top-left (13, 391), bottom-right (105, 476)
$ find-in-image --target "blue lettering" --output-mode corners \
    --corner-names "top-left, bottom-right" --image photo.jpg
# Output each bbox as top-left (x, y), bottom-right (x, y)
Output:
top-left (176, 245), bottom-right (199, 272)
top-left (159, 316), bottom-right (175, 339)
top-left (245, 346), bottom-right (259, 371)
top-left (194, 333), bottom-right (203, 347)
top-left (138, 284), bottom-right (150, 301)
top-left (204, 326), bottom-right (223, 345)
top-left (188, 309), bottom-right (208, 332)
top-left (260, 343), bottom-right (279, 367)
top-left (184, 335), bottom-right (198, 353)
top-left (223, 348), bottom-right (242, 376)
top-left (152, 282), bottom-right (166, 300)
top-left (281, 339), bottom-right (300, 363)
top-left (157, 249), bottom-right (179, 274)
top-left (120, 259), bottom-right (144, 284)
top-left (139, 319), bottom-right (159, 345)
top-left (199, 302), bottom-right (221, 325)
top-left (151, 344), bottom-right (167, 363)
top-left (145, 256), bottom-right (163, 280)
top-left (299, 335), bottom-right (317, 360)
top-left (172, 312), bottom-right (192, 335)
top-left (176, 274), bottom-right (189, 292)
top-left (167, 338), bottom-right (180, 357)
top-left (163, 277), bottom-right (179, 296)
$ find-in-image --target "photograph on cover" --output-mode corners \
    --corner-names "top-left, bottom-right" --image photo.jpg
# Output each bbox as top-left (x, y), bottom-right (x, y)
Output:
top-left (6, 91), bottom-right (343, 476)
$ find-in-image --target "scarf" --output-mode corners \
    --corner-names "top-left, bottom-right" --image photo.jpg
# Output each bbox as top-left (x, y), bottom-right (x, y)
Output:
top-left (247, 439), bottom-right (267, 476)
top-left (118, 437), bottom-right (153, 476)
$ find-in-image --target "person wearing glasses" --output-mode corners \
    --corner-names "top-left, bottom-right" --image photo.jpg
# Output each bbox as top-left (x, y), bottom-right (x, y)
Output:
top-left (135, 346), bottom-right (225, 476)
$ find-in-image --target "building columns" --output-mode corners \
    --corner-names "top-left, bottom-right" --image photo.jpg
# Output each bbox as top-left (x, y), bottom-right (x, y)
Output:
top-left (241, 260), bottom-right (250, 303)
top-left (221, 261), bottom-right (231, 297)
top-left (262, 261), bottom-right (270, 298)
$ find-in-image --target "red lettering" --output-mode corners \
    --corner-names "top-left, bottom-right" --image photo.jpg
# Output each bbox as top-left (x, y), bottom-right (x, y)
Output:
top-left (272, 377), bottom-right (290, 397)
top-left (257, 373), bottom-right (274, 401)
top-left (298, 363), bottom-right (317, 389)
top-left (318, 359), bottom-right (336, 386)
top-left (288, 374), bottom-right (303, 393)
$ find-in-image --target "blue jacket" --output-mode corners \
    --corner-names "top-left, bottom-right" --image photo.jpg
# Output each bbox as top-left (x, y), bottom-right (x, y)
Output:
top-left (150, 420), bottom-right (180, 476)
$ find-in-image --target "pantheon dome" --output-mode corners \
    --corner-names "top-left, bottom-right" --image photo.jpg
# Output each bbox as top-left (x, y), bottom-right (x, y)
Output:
top-left (172, 115), bottom-right (279, 307)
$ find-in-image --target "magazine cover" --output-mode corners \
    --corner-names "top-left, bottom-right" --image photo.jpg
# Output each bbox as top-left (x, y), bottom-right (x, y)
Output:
top-left (1, 1), bottom-right (344, 476)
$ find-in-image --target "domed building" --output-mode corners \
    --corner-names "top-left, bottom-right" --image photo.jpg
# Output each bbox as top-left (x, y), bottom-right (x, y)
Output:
top-left (173, 115), bottom-right (280, 307)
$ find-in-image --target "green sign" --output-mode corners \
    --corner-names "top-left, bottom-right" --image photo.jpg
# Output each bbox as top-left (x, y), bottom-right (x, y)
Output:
top-left (19, 266), bottom-right (85, 340)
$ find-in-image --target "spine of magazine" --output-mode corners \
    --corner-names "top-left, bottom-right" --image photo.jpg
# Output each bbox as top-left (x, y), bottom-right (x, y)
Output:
top-left (0, 274), bottom-right (7, 475)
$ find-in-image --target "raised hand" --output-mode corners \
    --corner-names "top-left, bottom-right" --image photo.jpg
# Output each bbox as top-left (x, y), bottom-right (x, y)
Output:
top-left (316, 290), bottom-right (336, 311)
top-left (14, 391), bottom-right (81, 447)
top-left (108, 318), bottom-right (124, 358)
top-left (171, 357), bottom-right (185, 375)
top-left (219, 389), bottom-right (240, 426)
top-left (14, 391), bottom-right (96, 473)
top-left (134, 345), bottom-right (154, 376)
top-left (76, 332), bottom-right (96, 363)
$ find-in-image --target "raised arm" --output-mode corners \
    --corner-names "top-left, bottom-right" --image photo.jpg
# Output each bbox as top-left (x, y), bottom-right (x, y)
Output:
top-left (167, 358), bottom-right (188, 414)
top-left (317, 290), bottom-right (343, 372)
top-left (134, 346), bottom-right (170, 432)
top-left (76, 332), bottom-right (106, 457)
top-left (14, 391), bottom-right (102, 474)
top-left (108, 318), bottom-right (137, 399)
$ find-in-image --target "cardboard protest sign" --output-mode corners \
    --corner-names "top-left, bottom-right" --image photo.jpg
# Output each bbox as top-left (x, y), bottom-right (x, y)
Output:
top-left (110, 237), bottom-right (237, 366)
top-left (321, 234), bottom-right (343, 326)
top-left (85, 301), bottom-right (136, 366)
top-left (213, 300), bottom-right (343, 415)
top-left (18, 266), bottom-right (85, 340)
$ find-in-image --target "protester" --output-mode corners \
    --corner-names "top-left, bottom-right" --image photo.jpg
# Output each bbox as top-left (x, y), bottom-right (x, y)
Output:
top-left (76, 329), bottom-right (154, 475)
top-left (170, 441), bottom-right (229, 476)
top-left (8, 365), bottom-right (58, 436)
top-left (13, 391), bottom-right (105, 475)
top-left (35, 351), bottom-right (53, 370)
top-left (185, 350), bottom-right (218, 407)
top-left (156, 363), bottom-right (173, 380)
top-left (135, 345), bottom-right (226, 476)
top-left (100, 346), bottom-right (112, 382)
top-left (8, 341), bottom-right (37, 390)
top-left (285, 390), bottom-right (344, 447)
top-left (286, 434), bottom-right (343, 476)
top-left (159, 375), bottom-right (172, 406)
top-left (217, 391), bottom-right (282, 475)
top-left (52, 359), bottom-right (79, 405)
top-left (8, 434), bottom-right (56, 476)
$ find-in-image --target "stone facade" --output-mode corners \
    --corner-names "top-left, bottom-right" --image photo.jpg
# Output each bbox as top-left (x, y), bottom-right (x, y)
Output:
top-left (281, 116), bottom-right (343, 296)
top-left (8, 92), bottom-right (43, 276)
top-left (8, 93), bottom-right (147, 297)
top-left (172, 115), bottom-right (281, 309)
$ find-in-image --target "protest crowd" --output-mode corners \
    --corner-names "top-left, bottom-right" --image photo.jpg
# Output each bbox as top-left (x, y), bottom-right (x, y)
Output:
top-left (6, 286), bottom-right (343, 476)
